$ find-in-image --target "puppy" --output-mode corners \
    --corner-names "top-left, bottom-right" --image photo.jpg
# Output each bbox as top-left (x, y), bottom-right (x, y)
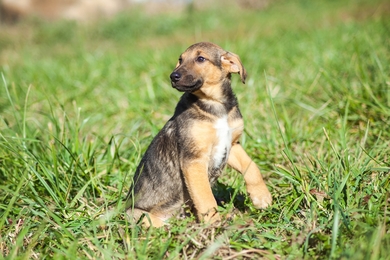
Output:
top-left (126, 42), bottom-right (272, 227)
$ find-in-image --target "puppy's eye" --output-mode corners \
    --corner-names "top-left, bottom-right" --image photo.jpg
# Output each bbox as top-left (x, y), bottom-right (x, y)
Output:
top-left (178, 58), bottom-right (183, 64)
top-left (196, 56), bottom-right (206, 63)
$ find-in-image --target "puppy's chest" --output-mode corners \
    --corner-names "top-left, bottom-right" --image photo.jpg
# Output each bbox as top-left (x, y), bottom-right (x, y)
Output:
top-left (212, 115), bottom-right (233, 168)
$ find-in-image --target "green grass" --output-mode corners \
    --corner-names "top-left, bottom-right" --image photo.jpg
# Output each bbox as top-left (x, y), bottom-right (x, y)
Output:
top-left (1, 0), bottom-right (389, 258)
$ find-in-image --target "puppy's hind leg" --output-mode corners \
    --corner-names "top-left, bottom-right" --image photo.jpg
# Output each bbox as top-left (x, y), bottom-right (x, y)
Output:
top-left (126, 208), bottom-right (166, 228)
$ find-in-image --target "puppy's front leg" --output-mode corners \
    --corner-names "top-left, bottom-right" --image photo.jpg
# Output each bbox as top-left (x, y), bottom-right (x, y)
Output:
top-left (183, 162), bottom-right (220, 223)
top-left (228, 144), bottom-right (272, 209)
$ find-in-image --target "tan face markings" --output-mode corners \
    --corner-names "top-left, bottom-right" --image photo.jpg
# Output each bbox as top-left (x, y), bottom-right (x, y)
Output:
top-left (184, 49), bottom-right (225, 101)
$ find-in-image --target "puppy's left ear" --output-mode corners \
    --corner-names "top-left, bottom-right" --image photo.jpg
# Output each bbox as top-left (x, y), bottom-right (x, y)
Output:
top-left (221, 52), bottom-right (247, 84)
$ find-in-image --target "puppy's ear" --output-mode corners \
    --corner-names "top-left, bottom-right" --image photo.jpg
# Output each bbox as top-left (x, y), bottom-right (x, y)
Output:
top-left (221, 52), bottom-right (247, 84)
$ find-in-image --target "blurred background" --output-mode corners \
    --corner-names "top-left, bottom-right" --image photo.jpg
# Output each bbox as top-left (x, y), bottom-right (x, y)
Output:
top-left (1, 0), bottom-right (271, 23)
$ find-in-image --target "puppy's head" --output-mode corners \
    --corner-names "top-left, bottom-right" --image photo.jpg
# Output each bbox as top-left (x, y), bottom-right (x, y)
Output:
top-left (170, 42), bottom-right (247, 93)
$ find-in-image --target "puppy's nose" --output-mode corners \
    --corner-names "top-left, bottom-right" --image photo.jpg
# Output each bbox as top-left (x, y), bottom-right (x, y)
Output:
top-left (170, 72), bottom-right (181, 82)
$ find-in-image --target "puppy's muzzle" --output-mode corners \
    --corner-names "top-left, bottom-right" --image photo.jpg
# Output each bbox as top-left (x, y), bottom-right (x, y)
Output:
top-left (170, 71), bottom-right (181, 83)
top-left (170, 71), bottom-right (203, 92)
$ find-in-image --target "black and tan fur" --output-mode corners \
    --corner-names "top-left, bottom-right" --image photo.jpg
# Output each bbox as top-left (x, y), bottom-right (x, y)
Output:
top-left (126, 42), bottom-right (272, 227)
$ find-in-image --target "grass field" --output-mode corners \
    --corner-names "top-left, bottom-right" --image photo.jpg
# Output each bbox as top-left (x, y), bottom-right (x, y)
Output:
top-left (1, 0), bottom-right (389, 258)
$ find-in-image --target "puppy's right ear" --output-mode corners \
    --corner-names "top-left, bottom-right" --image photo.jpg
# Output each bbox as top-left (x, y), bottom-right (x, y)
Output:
top-left (221, 52), bottom-right (247, 84)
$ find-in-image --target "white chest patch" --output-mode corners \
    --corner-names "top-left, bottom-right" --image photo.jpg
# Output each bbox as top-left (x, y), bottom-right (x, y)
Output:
top-left (213, 116), bottom-right (232, 168)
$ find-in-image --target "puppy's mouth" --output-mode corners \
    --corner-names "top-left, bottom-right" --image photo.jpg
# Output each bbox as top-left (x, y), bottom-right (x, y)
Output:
top-left (171, 79), bottom-right (203, 93)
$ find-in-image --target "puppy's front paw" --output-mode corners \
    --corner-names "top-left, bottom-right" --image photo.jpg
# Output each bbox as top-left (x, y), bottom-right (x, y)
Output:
top-left (201, 209), bottom-right (221, 224)
top-left (248, 185), bottom-right (272, 209)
